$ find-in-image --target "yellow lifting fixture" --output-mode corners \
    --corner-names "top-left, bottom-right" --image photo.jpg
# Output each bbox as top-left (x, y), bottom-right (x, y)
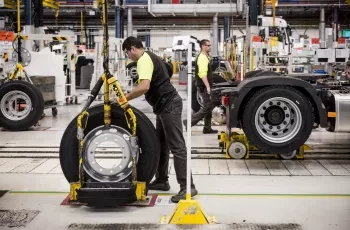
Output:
top-left (8, 0), bottom-right (29, 81)
top-left (3, 0), bottom-right (16, 9)
top-left (43, 0), bottom-right (59, 10)
top-left (68, 0), bottom-right (146, 204)
top-left (218, 131), bottom-right (312, 160)
top-left (264, 0), bottom-right (278, 26)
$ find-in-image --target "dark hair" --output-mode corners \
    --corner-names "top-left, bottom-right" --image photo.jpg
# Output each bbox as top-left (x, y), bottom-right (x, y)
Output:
top-left (122, 36), bottom-right (144, 51)
top-left (200, 39), bottom-right (210, 48)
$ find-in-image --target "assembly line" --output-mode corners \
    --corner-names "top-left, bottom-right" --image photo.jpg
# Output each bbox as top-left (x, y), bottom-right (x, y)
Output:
top-left (0, 0), bottom-right (350, 229)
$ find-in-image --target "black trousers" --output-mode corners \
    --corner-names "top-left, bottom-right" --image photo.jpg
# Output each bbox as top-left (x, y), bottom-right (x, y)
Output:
top-left (191, 86), bottom-right (213, 129)
top-left (155, 95), bottom-right (194, 189)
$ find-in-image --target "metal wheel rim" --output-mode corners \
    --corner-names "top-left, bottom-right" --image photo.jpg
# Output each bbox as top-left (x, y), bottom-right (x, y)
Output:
top-left (12, 48), bottom-right (31, 67)
top-left (215, 66), bottom-right (226, 73)
top-left (227, 141), bottom-right (247, 159)
top-left (254, 97), bottom-right (302, 144)
top-left (196, 90), bottom-right (204, 107)
top-left (0, 90), bottom-right (32, 121)
top-left (82, 125), bottom-right (136, 182)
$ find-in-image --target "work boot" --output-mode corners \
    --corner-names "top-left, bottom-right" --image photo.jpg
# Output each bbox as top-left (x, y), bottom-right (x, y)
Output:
top-left (148, 180), bottom-right (170, 191)
top-left (203, 127), bottom-right (218, 134)
top-left (171, 187), bottom-right (198, 203)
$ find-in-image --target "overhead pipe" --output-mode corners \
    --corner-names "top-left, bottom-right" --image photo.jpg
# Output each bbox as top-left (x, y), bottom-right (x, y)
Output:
top-left (276, 4), bottom-right (346, 7)
top-left (44, 24), bottom-right (321, 29)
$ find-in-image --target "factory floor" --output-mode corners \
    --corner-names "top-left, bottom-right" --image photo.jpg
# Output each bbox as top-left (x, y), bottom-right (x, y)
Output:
top-left (0, 83), bottom-right (349, 230)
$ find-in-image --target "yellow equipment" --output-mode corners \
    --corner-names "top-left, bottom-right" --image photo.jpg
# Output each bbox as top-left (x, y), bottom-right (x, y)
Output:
top-left (219, 131), bottom-right (311, 160)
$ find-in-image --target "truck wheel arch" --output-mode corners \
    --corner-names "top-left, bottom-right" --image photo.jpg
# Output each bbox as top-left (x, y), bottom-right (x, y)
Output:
top-left (228, 76), bottom-right (328, 129)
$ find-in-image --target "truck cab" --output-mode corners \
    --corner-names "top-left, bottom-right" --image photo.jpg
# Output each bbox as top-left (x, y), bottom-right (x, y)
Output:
top-left (257, 15), bottom-right (293, 56)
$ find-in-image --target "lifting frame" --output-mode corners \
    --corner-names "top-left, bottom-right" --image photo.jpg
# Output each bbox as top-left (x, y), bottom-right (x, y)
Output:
top-left (68, 0), bottom-right (146, 206)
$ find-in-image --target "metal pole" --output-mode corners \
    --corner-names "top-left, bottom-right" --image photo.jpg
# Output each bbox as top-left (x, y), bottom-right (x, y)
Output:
top-left (116, 7), bottom-right (121, 38)
top-left (319, 7), bottom-right (325, 48)
top-left (212, 13), bottom-right (218, 57)
top-left (224, 16), bottom-right (229, 41)
top-left (186, 42), bottom-right (192, 200)
top-left (23, 0), bottom-right (32, 51)
top-left (260, 0), bottom-right (264, 15)
top-left (334, 7), bottom-right (338, 42)
top-left (25, 0), bottom-right (31, 26)
top-left (127, 8), bottom-right (133, 37)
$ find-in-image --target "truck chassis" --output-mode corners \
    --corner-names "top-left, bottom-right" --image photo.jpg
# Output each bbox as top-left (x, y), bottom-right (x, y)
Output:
top-left (215, 73), bottom-right (350, 155)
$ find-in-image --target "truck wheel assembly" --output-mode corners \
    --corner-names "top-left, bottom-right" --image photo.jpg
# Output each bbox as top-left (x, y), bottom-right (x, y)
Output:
top-left (242, 86), bottom-right (314, 154)
top-left (0, 80), bottom-right (44, 131)
top-left (59, 103), bottom-right (160, 207)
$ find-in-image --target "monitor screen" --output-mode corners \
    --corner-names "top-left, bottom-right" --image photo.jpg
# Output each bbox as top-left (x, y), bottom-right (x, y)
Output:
top-left (342, 30), bottom-right (350, 38)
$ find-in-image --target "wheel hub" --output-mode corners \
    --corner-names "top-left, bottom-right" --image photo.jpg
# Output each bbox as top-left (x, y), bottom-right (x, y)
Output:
top-left (0, 90), bottom-right (32, 121)
top-left (265, 107), bottom-right (284, 125)
top-left (255, 97), bottom-right (302, 143)
top-left (82, 125), bottom-right (137, 182)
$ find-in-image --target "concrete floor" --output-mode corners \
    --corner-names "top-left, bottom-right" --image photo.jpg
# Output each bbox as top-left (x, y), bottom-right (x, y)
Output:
top-left (0, 82), bottom-right (349, 230)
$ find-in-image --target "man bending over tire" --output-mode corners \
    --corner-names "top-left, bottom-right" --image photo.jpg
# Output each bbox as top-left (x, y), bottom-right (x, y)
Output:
top-left (122, 36), bottom-right (198, 203)
top-left (183, 39), bottom-right (218, 134)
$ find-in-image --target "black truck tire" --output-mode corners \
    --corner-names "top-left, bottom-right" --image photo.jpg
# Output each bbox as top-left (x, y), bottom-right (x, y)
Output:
top-left (0, 81), bottom-right (44, 131)
top-left (191, 73), bottom-right (227, 113)
top-left (59, 103), bottom-right (160, 185)
top-left (242, 86), bottom-right (314, 154)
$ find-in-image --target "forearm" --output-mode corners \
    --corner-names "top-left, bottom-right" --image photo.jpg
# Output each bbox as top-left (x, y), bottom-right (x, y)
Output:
top-left (201, 76), bottom-right (210, 89)
top-left (125, 85), bottom-right (148, 101)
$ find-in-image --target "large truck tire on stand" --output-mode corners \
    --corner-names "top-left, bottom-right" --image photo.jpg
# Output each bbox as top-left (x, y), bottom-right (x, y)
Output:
top-left (0, 81), bottom-right (44, 131)
top-left (59, 103), bottom-right (160, 207)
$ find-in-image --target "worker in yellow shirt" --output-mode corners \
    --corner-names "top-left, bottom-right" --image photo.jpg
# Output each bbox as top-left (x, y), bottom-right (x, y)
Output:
top-left (122, 36), bottom-right (198, 203)
top-left (183, 39), bottom-right (218, 134)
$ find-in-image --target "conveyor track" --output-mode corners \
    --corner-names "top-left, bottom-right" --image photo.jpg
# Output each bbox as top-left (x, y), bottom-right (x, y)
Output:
top-left (0, 145), bottom-right (349, 160)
